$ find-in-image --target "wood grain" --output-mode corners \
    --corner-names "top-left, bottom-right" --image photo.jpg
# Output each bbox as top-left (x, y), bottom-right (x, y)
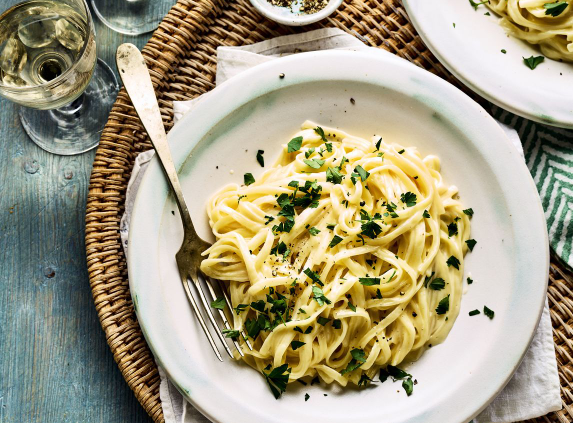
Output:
top-left (0, 3), bottom-right (154, 422)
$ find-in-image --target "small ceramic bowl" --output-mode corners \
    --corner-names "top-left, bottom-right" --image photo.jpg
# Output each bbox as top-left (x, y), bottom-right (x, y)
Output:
top-left (249, 0), bottom-right (344, 26)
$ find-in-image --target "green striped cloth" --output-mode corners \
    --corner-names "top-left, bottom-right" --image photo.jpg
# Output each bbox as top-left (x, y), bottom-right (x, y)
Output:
top-left (492, 106), bottom-right (573, 268)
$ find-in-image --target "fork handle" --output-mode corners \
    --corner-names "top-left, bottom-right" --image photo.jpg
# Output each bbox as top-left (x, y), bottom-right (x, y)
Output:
top-left (116, 43), bottom-right (195, 232)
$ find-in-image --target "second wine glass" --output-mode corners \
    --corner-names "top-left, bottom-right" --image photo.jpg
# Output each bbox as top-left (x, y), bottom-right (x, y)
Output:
top-left (91, 0), bottom-right (176, 35)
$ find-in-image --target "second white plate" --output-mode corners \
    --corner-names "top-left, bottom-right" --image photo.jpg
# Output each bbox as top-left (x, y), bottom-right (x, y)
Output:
top-left (403, 0), bottom-right (573, 128)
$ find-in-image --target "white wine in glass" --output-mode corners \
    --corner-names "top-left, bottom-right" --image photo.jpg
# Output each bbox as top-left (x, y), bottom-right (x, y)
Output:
top-left (0, 0), bottom-right (118, 155)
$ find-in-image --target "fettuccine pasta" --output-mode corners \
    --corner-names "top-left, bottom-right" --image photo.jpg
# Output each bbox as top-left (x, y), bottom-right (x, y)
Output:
top-left (488, 0), bottom-right (573, 61)
top-left (200, 122), bottom-right (472, 396)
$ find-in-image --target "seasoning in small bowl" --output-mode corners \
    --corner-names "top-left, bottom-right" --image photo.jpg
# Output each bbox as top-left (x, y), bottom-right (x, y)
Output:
top-left (249, 0), bottom-right (344, 26)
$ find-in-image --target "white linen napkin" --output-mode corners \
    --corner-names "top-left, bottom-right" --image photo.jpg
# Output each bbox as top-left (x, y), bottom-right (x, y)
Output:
top-left (120, 28), bottom-right (561, 423)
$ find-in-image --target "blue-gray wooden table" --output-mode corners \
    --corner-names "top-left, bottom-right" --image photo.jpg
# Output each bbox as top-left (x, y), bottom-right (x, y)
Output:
top-left (0, 3), bottom-right (157, 422)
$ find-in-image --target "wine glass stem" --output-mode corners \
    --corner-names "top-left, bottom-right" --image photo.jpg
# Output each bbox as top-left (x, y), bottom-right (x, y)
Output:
top-left (50, 94), bottom-right (86, 122)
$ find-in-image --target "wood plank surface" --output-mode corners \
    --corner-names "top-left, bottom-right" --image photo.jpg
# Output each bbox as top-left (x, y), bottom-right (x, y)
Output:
top-left (0, 2), bottom-right (156, 422)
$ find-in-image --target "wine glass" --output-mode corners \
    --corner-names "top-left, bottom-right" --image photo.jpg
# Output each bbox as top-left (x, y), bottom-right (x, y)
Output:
top-left (91, 0), bottom-right (176, 35)
top-left (0, 0), bottom-right (118, 155)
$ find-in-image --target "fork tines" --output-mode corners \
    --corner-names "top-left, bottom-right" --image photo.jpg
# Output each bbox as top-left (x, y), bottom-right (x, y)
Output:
top-left (184, 272), bottom-right (252, 361)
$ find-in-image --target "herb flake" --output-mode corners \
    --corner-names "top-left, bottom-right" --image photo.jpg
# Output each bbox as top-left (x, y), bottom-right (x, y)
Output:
top-left (446, 255), bottom-right (460, 270)
top-left (210, 297), bottom-right (226, 309)
top-left (287, 136), bottom-right (303, 153)
top-left (523, 55), bottom-right (545, 70)
top-left (484, 306), bottom-right (495, 319)
top-left (256, 150), bottom-right (264, 167)
top-left (436, 295), bottom-right (450, 315)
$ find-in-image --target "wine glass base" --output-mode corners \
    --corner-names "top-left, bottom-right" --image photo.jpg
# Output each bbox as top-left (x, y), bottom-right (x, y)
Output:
top-left (19, 58), bottom-right (119, 156)
top-left (91, 0), bottom-right (176, 35)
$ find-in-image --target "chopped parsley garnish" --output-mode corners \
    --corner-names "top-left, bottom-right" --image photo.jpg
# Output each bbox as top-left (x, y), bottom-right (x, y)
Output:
top-left (359, 209), bottom-right (384, 238)
top-left (466, 239), bottom-right (477, 251)
top-left (523, 55), bottom-right (544, 70)
top-left (423, 272), bottom-right (435, 288)
top-left (312, 286), bottom-right (331, 306)
top-left (376, 289), bottom-right (382, 299)
top-left (379, 368), bottom-right (389, 383)
top-left (384, 364), bottom-right (415, 395)
top-left (308, 227), bottom-right (320, 236)
top-left (256, 150), bottom-right (264, 167)
top-left (375, 137), bottom-right (382, 151)
top-left (359, 277), bottom-right (381, 286)
top-left (329, 235), bottom-right (343, 248)
top-left (287, 136), bottom-right (303, 153)
top-left (353, 165), bottom-right (370, 182)
top-left (469, 309), bottom-right (480, 316)
top-left (291, 340), bottom-right (305, 350)
top-left (358, 374), bottom-right (372, 386)
top-left (348, 302), bottom-right (357, 312)
top-left (293, 326), bottom-right (304, 333)
top-left (446, 255), bottom-right (460, 270)
top-left (304, 158), bottom-right (325, 169)
top-left (273, 180), bottom-right (323, 234)
top-left (271, 241), bottom-right (291, 260)
top-left (326, 143), bottom-right (333, 153)
top-left (467, 277), bottom-right (473, 285)
top-left (447, 222), bottom-right (458, 237)
top-left (469, 0), bottom-right (488, 10)
top-left (436, 295), bottom-right (450, 315)
top-left (385, 201), bottom-right (399, 218)
top-left (234, 303), bottom-right (248, 315)
top-left (326, 166), bottom-right (343, 184)
top-left (262, 364), bottom-right (290, 399)
top-left (463, 208), bottom-right (474, 217)
top-left (250, 300), bottom-right (266, 313)
top-left (305, 393), bottom-right (310, 401)
top-left (501, 49), bottom-right (507, 54)
top-left (340, 348), bottom-right (367, 375)
top-left (244, 173), bottom-right (255, 186)
top-left (326, 223), bottom-right (336, 230)
top-left (387, 365), bottom-right (411, 379)
top-left (245, 317), bottom-right (262, 340)
top-left (317, 316), bottom-right (330, 326)
top-left (264, 215), bottom-right (275, 225)
top-left (304, 326), bottom-right (312, 334)
top-left (222, 329), bottom-right (240, 338)
top-left (423, 210), bottom-right (431, 218)
top-left (303, 268), bottom-right (323, 286)
top-left (544, 1), bottom-right (568, 16)
top-left (398, 149), bottom-right (405, 154)
top-left (333, 319), bottom-right (342, 329)
top-left (314, 126), bottom-right (327, 142)
top-left (210, 297), bottom-right (226, 309)
top-left (305, 148), bottom-right (315, 159)
top-left (428, 277), bottom-right (446, 290)
top-left (484, 306), bottom-right (495, 319)
top-left (402, 378), bottom-right (414, 396)
top-left (400, 192), bottom-right (417, 207)
top-left (238, 195), bottom-right (246, 203)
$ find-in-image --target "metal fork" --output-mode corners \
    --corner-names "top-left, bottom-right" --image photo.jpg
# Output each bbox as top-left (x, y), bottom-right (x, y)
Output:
top-left (116, 43), bottom-right (251, 361)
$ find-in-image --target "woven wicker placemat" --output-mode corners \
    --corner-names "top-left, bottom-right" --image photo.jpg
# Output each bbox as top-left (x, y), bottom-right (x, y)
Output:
top-left (85, 1), bottom-right (573, 422)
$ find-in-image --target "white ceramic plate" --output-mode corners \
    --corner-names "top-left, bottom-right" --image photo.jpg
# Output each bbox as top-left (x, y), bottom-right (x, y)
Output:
top-left (403, 0), bottom-right (573, 128)
top-left (128, 50), bottom-right (548, 423)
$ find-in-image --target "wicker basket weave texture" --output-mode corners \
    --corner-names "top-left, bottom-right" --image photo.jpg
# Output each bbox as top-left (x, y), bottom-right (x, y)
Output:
top-left (85, 1), bottom-right (573, 422)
